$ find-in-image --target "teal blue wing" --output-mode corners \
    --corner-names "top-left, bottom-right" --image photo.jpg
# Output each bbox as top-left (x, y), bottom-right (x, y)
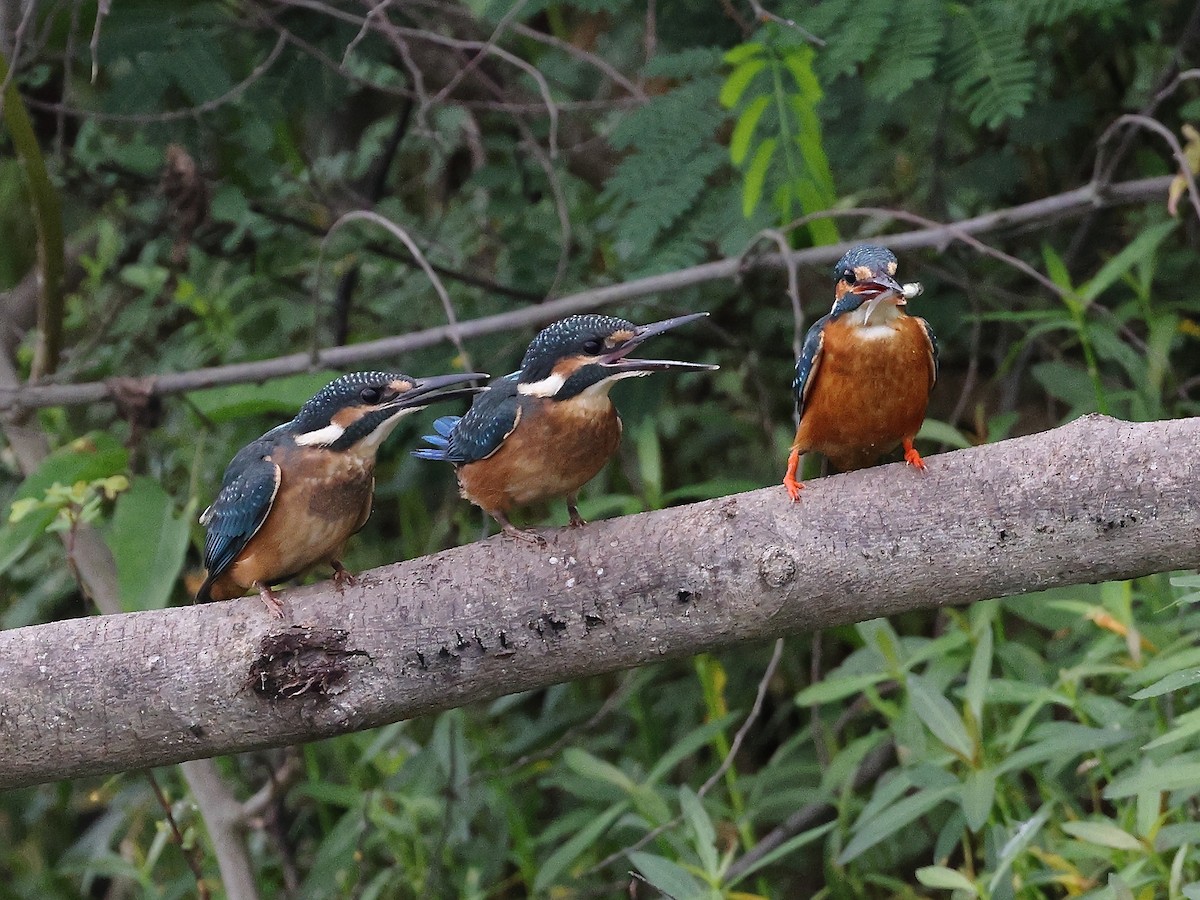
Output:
top-left (415, 373), bottom-right (521, 464)
top-left (792, 315), bottom-right (829, 419)
top-left (196, 441), bottom-right (281, 599)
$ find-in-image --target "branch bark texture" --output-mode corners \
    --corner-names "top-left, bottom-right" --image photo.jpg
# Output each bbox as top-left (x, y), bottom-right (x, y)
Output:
top-left (1, 414), bottom-right (1197, 789)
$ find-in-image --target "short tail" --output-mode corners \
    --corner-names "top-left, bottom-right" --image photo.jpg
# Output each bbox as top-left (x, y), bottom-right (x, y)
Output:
top-left (412, 415), bottom-right (460, 461)
top-left (195, 572), bottom-right (216, 603)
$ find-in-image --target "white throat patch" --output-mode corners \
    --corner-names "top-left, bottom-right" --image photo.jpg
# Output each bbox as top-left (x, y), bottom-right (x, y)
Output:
top-left (292, 406), bottom-right (419, 452)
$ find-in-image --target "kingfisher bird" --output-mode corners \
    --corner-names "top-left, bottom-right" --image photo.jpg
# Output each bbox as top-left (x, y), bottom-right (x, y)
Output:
top-left (196, 369), bottom-right (484, 615)
top-left (414, 313), bottom-right (718, 542)
top-left (782, 245), bottom-right (937, 500)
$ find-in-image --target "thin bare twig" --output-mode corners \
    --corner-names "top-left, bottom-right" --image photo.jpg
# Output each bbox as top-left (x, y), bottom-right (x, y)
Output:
top-left (24, 32), bottom-right (287, 123)
top-left (89, 0), bottom-right (110, 82)
top-left (319, 210), bottom-right (476, 374)
top-left (0, 0), bottom-right (36, 121)
top-left (745, 0), bottom-right (825, 47)
top-left (147, 770), bottom-right (213, 900)
top-left (427, 0), bottom-right (532, 110)
top-left (1095, 113), bottom-right (1200, 223)
top-left (0, 175), bottom-right (1175, 412)
top-left (739, 229), bottom-right (804, 358)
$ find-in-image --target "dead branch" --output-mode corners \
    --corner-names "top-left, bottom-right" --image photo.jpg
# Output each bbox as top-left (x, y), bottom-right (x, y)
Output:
top-left (0, 174), bottom-right (1176, 413)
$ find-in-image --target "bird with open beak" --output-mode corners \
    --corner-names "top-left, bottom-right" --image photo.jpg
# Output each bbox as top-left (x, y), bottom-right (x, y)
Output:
top-left (415, 313), bottom-right (718, 542)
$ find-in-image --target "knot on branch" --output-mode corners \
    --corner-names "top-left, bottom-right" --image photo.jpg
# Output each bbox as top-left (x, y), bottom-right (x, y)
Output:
top-left (758, 546), bottom-right (797, 588)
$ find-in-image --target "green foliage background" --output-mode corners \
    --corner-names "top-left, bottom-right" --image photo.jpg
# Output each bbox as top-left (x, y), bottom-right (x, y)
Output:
top-left (1, 0), bottom-right (1199, 896)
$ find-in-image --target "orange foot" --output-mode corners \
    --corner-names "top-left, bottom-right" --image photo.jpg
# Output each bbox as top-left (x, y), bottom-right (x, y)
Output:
top-left (332, 560), bottom-right (357, 590)
top-left (903, 438), bottom-right (926, 471)
top-left (782, 448), bottom-right (805, 502)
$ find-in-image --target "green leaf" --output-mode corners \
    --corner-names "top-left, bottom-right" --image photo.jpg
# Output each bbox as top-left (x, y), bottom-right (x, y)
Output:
top-left (997, 723), bottom-right (1131, 774)
top-left (742, 137), bottom-right (776, 218)
top-left (1131, 668), bottom-right (1200, 700)
top-left (916, 866), bottom-right (979, 894)
top-left (647, 713), bottom-right (739, 784)
top-left (907, 673), bottom-right (974, 760)
top-left (534, 802), bottom-right (627, 893)
top-left (987, 806), bottom-right (1051, 895)
top-left (104, 477), bottom-right (194, 612)
top-left (730, 95), bottom-right (769, 165)
top-left (964, 623), bottom-right (993, 725)
top-left (719, 57), bottom-right (766, 108)
top-left (723, 42), bottom-right (763, 65)
top-left (189, 372), bottom-right (337, 423)
top-left (917, 418), bottom-right (973, 449)
top-left (562, 748), bottom-right (638, 794)
top-left (629, 851), bottom-right (709, 899)
top-left (1143, 708), bottom-right (1200, 750)
top-left (1105, 760), bottom-right (1200, 799)
top-left (796, 671), bottom-right (888, 705)
top-left (726, 821), bottom-right (835, 886)
top-left (679, 788), bottom-right (718, 876)
top-left (959, 769), bottom-right (995, 832)
top-left (1062, 820), bottom-right (1144, 851)
top-left (839, 784), bottom-right (957, 863)
top-left (0, 435), bottom-right (128, 578)
top-left (1080, 220), bottom-right (1177, 304)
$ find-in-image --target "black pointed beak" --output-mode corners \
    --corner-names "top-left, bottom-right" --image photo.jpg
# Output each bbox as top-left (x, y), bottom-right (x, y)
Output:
top-left (852, 273), bottom-right (906, 304)
top-left (599, 312), bottom-right (719, 374)
top-left (389, 372), bottom-right (489, 408)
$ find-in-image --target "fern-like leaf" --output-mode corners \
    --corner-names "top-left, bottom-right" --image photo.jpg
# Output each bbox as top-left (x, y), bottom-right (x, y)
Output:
top-left (868, 0), bottom-right (945, 101)
top-left (1012, 0), bottom-right (1124, 28)
top-left (603, 76), bottom-right (731, 270)
top-left (820, 0), bottom-right (895, 77)
top-left (945, 4), bottom-right (1036, 128)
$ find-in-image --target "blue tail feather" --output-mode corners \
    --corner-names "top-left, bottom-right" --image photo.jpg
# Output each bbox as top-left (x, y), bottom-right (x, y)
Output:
top-left (415, 416), bottom-right (461, 462)
top-left (432, 415), bottom-right (459, 436)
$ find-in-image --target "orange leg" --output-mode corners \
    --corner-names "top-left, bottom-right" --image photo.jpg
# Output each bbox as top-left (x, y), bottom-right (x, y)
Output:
top-left (566, 495), bottom-right (587, 528)
top-left (782, 447), bottom-right (804, 502)
top-left (902, 438), bottom-right (926, 470)
top-left (255, 581), bottom-right (285, 618)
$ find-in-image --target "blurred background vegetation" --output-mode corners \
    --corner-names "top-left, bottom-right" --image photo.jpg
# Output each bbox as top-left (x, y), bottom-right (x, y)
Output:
top-left (1, 0), bottom-right (1200, 896)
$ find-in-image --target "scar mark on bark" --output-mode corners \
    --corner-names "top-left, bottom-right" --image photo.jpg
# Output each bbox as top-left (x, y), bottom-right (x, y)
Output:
top-left (247, 626), bottom-right (369, 700)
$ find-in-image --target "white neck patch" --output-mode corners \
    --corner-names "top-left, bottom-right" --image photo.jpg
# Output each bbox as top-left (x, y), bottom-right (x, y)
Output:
top-left (518, 371), bottom-right (567, 398)
top-left (293, 422), bottom-right (346, 447)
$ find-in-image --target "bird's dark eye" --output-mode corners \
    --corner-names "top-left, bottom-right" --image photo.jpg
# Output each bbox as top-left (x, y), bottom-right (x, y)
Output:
top-left (842, 269), bottom-right (856, 283)
top-left (359, 386), bottom-right (383, 404)
top-left (582, 338), bottom-right (604, 355)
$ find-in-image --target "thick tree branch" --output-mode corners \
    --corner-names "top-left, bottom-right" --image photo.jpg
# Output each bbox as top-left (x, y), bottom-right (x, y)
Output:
top-left (1, 414), bottom-right (1197, 789)
top-left (0, 175), bottom-right (1173, 412)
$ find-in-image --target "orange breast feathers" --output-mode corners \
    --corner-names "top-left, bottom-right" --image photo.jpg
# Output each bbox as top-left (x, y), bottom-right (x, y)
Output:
top-left (455, 395), bottom-right (622, 516)
top-left (206, 445), bottom-right (375, 600)
top-left (792, 315), bottom-right (935, 472)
